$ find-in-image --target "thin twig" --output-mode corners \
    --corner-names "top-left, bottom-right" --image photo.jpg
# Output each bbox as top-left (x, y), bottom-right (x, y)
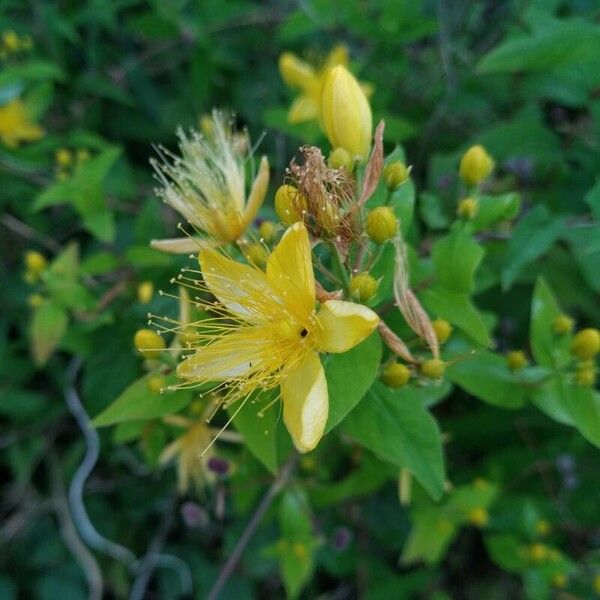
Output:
top-left (1, 213), bottom-right (62, 252)
top-left (206, 453), bottom-right (299, 600)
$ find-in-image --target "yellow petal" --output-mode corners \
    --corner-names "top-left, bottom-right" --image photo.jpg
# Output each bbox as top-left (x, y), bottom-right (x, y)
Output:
top-left (150, 237), bottom-right (210, 254)
top-left (323, 44), bottom-right (349, 69)
top-left (281, 351), bottom-right (328, 453)
top-left (199, 248), bottom-right (275, 319)
top-left (279, 52), bottom-right (316, 89)
top-left (316, 300), bottom-right (379, 353)
top-left (266, 222), bottom-right (315, 317)
top-left (243, 155), bottom-right (270, 226)
top-left (177, 327), bottom-right (269, 379)
top-left (288, 95), bottom-right (319, 124)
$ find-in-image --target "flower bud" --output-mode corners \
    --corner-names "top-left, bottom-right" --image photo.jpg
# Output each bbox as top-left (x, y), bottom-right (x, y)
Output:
top-left (570, 328), bottom-right (600, 359)
top-left (551, 574), bottom-right (567, 589)
top-left (381, 362), bottom-right (411, 388)
top-left (243, 242), bottom-right (268, 267)
top-left (349, 272), bottom-right (379, 302)
top-left (432, 319), bottom-right (452, 345)
top-left (459, 145), bottom-right (495, 186)
top-left (528, 543), bottom-right (547, 563)
top-left (421, 359), bottom-right (445, 379)
top-left (24, 250), bottom-right (47, 276)
top-left (321, 65), bottom-right (372, 161)
top-left (258, 220), bottom-right (276, 243)
top-left (457, 196), bottom-right (479, 220)
top-left (467, 507), bottom-right (489, 528)
top-left (383, 161), bottom-right (409, 190)
top-left (147, 376), bottom-right (165, 393)
top-left (328, 147), bottom-right (354, 172)
top-left (535, 520), bottom-right (551, 536)
top-left (366, 206), bottom-right (398, 244)
top-left (552, 314), bottom-right (574, 335)
top-left (574, 365), bottom-right (596, 387)
top-left (274, 184), bottom-right (307, 226)
top-left (506, 350), bottom-right (528, 371)
top-left (55, 148), bottom-right (73, 168)
top-left (134, 328), bottom-right (165, 359)
top-left (3, 31), bottom-right (19, 52)
top-left (76, 148), bottom-right (90, 163)
top-left (137, 281), bottom-right (154, 305)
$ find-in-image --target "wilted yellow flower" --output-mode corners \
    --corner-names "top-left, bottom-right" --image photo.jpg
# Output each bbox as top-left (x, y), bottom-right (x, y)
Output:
top-left (171, 222), bottom-right (379, 453)
top-left (321, 65), bottom-right (372, 161)
top-left (151, 111), bottom-right (269, 246)
top-left (459, 145), bottom-right (495, 186)
top-left (279, 45), bottom-right (352, 124)
top-left (137, 281), bottom-right (154, 304)
top-left (0, 99), bottom-right (44, 147)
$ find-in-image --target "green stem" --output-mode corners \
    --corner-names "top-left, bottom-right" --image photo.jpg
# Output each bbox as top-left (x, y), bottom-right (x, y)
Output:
top-left (330, 244), bottom-right (350, 293)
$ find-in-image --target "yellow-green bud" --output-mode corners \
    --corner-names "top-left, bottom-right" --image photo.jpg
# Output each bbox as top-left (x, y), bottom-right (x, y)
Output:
top-left (321, 65), bottom-right (372, 161)
top-left (381, 362), bottom-right (411, 388)
top-left (274, 184), bottom-right (307, 226)
top-left (55, 148), bottom-right (73, 168)
top-left (570, 328), bottom-right (600, 359)
top-left (134, 328), bottom-right (165, 359)
top-left (506, 350), bottom-right (528, 371)
top-left (24, 250), bottom-right (47, 276)
top-left (3, 31), bottom-right (19, 52)
top-left (137, 281), bottom-right (154, 305)
top-left (147, 376), bottom-right (165, 394)
top-left (552, 314), bottom-right (574, 335)
top-left (349, 272), bottom-right (379, 302)
top-left (76, 148), bottom-right (90, 163)
top-left (366, 206), bottom-right (398, 244)
top-left (383, 161), bottom-right (409, 190)
top-left (432, 319), bottom-right (453, 345)
top-left (574, 365), bottom-right (596, 387)
top-left (27, 293), bottom-right (44, 308)
top-left (535, 520), bottom-right (552, 536)
top-left (459, 145), bottom-right (495, 186)
top-left (278, 52), bottom-right (314, 89)
top-left (421, 359), bottom-right (446, 379)
top-left (457, 196), bottom-right (479, 220)
top-left (243, 242), bottom-right (268, 267)
top-left (258, 220), bottom-right (276, 243)
top-left (551, 574), bottom-right (567, 589)
top-left (329, 147), bottom-right (354, 172)
top-left (467, 507), bottom-right (489, 528)
top-left (528, 543), bottom-right (547, 563)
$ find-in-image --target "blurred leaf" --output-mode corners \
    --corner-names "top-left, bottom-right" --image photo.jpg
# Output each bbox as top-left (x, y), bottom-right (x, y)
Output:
top-left (585, 180), bottom-right (600, 221)
top-left (485, 534), bottom-right (529, 573)
top-left (342, 381), bottom-right (445, 500)
top-left (468, 193), bottom-right (520, 232)
top-left (30, 301), bottom-right (68, 366)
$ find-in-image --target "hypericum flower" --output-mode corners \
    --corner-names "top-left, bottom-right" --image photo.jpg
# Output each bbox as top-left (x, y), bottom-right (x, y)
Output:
top-left (171, 222), bottom-right (379, 453)
top-left (0, 98), bottom-right (44, 147)
top-left (459, 145), bottom-right (494, 186)
top-left (151, 111), bottom-right (269, 253)
top-left (321, 65), bottom-right (372, 161)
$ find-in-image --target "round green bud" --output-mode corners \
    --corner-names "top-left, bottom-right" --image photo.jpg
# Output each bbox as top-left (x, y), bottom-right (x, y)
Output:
top-left (421, 358), bottom-right (446, 379)
top-left (328, 147), bottom-right (354, 172)
top-left (552, 314), bottom-right (574, 335)
top-left (381, 362), bottom-right (411, 388)
top-left (366, 206), bottom-right (398, 244)
top-left (432, 319), bottom-right (453, 345)
top-left (574, 366), bottom-right (596, 387)
top-left (571, 328), bottom-right (600, 360)
top-left (383, 161), bottom-right (409, 190)
top-left (349, 272), bottom-right (379, 303)
top-left (506, 350), bottom-right (528, 371)
top-left (457, 196), bottom-right (479, 220)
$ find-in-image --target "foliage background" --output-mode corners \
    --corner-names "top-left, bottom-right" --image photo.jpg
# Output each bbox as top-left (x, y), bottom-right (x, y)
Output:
top-left (1, 0), bottom-right (599, 598)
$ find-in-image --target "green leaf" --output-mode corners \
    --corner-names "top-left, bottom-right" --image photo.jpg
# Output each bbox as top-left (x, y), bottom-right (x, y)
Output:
top-left (342, 381), bottom-right (445, 500)
top-left (585, 180), bottom-right (600, 221)
top-left (324, 332), bottom-right (382, 432)
top-left (93, 373), bottom-right (193, 427)
top-left (501, 206), bottom-right (563, 290)
top-left (529, 277), bottom-right (570, 368)
top-left (484, 534), bottom-right (529, 573)
top-left (446, 351), bottom-right (527, 409)
top-left (420, 286), bottom-right (491, 346)
top-left (563, 225), bottom-right (600, 293)
top-left (30, 301), bottom-right (68, 366)
top-left (431, 229), bottom-right (484, 294)
top-left (401, 512), bottom-right (457, 565)
top-left (469, 193), bottom-right (520, 232)
top-left (229, 390), bottom-right (292, 474)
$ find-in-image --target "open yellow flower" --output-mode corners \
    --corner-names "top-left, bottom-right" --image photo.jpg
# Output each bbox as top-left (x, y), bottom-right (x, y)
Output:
top-left (0, 98), bottom-right (44, 147)
top-left (279, 45), bottom-right (372, 125)
top-left (176, 222), bottom-right (379, 453)
top-left (151, 111), bottom-right (269, 253)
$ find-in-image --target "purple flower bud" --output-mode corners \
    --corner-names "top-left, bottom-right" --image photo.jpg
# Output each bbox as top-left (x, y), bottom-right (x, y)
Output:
top-left (207, 456), bottom-right (230, 476)
top-left (181, 501), bottom-right (207, 528)
top-left (331, 526), bottom-right (352, 552)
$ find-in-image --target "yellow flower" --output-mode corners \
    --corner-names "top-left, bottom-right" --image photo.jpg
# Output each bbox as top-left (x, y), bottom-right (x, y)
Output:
top-left (151, 111), bottom-right (269, 246)
top-left (137, 281), bottom-right (154, 304)
top-left (159, 416), bottom-right (219, 493)
top-left (321, 65), bottom-right (372, 161)
top-left (279, 45), bottom-right (350, 124)
top-left (175, 222), bottom-right (379, 453)
top-left (0, 99), bottom-right (44, 147)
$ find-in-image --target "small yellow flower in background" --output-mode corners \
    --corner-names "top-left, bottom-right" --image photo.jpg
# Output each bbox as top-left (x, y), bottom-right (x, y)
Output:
top-left (381, 362), bottom-right (411, 389)
top-left (24, 250), bottom-right (47, 278)
top-left (459, 144), bottom-right (494, 186)
top-left (535, 519), bottom-right (552, 536)
top-left (55, 148), bottom-right (73, 168)
top-left (134, 328), bottom-right (165, 359)
top-left (0, 98), bottom-right (44, 147)
top-left (506, 350), bottom-right (528, 371)
top-left (169, 222), bottom-right (379, 453)
top-left (2, 31), bottom-right (19, 52)
top-left (529, 543), bottom-right (548, 563)
top-left (457, 197), bottom-right (479, 220)
top-left (321, 64), bottom-right (372, 162)
top-left (151, 111), bottom-right (269, 251)
top-left (467, 507), bottom-right (489, 527)
top-left (137, 281), bottom-right (154, 304)
top-left (279, 45), bottom-right (353, 124)
top-left (571, 328), bottom-right (600, 360)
